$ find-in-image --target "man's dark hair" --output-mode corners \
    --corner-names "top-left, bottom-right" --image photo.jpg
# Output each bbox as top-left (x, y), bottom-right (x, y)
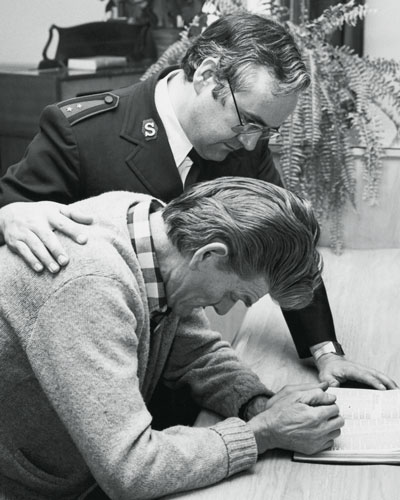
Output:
top-left (181, 12), bottom-right (310, 100)
top-left (162, 177), bottom-right (322, 310)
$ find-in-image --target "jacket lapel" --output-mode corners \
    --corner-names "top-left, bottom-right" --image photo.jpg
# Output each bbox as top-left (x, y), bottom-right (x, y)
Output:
top-left (120, 69), bottom-right (184, 202)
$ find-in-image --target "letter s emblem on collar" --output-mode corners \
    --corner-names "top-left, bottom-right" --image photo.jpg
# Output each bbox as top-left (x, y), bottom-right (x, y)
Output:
top-left (142, 118), bottom-right (158, 141)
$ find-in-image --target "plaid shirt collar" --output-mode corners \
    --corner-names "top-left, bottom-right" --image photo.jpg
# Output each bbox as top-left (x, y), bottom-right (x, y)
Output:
top-left (127, 199), bottom-right (168, 315)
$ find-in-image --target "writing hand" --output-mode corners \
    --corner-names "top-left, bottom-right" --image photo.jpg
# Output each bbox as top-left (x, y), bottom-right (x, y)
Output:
top-left (247, 383), bottom-right (344, 455)
top-left (0, 201), bottom-right (93, 273)
top-left (263, 382), bottom-right (333, 410)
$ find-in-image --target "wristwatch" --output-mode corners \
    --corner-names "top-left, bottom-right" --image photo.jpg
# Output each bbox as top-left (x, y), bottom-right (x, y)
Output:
top-left (312, 341), bottom-right (345, 362)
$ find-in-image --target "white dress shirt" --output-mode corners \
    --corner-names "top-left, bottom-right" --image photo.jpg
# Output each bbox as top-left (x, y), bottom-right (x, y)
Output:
top-left (154, 70), bottom-right (193, 185)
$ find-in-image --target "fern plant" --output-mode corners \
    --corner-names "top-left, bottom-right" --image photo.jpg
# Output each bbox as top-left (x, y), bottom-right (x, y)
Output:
top-left (142, 0), bottom-right (400, 252)
top-left (283, 1), bottom-right (400, 251)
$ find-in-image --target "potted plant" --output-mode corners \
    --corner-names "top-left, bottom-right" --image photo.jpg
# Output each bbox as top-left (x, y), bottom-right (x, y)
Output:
top-left (100, 1), bottom-right (203, 57)
top-left (141, 0), bottom-right (400, 252)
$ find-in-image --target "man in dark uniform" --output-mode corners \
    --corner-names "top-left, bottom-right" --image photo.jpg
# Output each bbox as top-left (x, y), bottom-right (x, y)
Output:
top-left (0, 14), bottom-right (395, 393)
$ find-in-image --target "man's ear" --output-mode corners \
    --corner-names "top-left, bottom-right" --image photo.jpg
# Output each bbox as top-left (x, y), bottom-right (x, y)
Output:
top-left (189, 242), bottom-right (229, 270)
top-left (192, 57), bottom-right (220, 94)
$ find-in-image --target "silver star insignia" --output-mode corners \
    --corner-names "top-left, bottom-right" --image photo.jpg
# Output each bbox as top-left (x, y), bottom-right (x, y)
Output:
top-left (66, 106), bottom-right (73, 112)
top-left (77, 104), bottom-right (82, 109)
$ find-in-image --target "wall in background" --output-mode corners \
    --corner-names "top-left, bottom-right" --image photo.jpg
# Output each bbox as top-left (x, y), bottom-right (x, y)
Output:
top-left (364, 0), bottom-right (400, 60)
top-left (364, 0), bottom-right (400, 146)
top-left (0, 0), bottom-right (104, 66)
top-left (0, 0), bottom-right (399, 66)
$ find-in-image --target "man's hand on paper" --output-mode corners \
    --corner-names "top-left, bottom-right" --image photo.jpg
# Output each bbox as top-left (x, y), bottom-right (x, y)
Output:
top-left (247, 382), bottom-right (344, 455)
top-left (0, 201), bottom-right (93, 273)
top-left (315, 353), bottom-right (398, 390)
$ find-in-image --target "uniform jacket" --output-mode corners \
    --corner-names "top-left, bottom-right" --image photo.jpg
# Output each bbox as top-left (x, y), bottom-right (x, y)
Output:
top-left (0, 68), bottom-right (336, 357)
top-left (0, 192), bottom-right (262, 500)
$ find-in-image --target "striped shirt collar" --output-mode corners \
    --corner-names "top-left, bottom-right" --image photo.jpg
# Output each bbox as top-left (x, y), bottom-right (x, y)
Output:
top-left (127, 199), bottom-right (168, 315)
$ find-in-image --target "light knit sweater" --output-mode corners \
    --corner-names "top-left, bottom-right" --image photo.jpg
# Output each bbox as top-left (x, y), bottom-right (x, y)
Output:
top-left (0, 192), bottom-right (271, 500)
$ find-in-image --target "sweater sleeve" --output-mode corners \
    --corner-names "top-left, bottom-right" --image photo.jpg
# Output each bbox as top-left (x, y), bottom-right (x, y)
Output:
top-left (27, 275), bottom-right (257, 500)
top-left (162, 310), bottom-right (274, 417)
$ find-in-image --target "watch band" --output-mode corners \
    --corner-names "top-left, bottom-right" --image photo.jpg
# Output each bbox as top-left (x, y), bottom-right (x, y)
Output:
top-left (312, 341), bottom-right (345, 362)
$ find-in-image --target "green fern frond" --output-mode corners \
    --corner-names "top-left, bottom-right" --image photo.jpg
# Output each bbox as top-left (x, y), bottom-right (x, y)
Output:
top-left (366, 57), bottom-right (400, 83)
top-left (279, 102), bottom-right (306, 192)
top-left (336, 46), bottom-right (400, 154)
top-left (302, 49), bottom-right (322, 148)
top-left (210, 0), bottom-right (246, 14)
top-left (359, 110), bottom-right (384, 204)
top-left (364, 57), bottom-right (400, 119)
top-left (305, 0), bottom-right (367, 41)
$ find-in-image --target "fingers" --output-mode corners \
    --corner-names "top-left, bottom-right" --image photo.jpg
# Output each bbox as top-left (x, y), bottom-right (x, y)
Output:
top-left (49, 212), bottom-right (89, 245)
top-left (317, 356), bottom-right (398, 390)
top-left (341, 366), bottom-right (397, 390)
top-left (318, 372), bottom-right (341, 387)
top-left (386, 379), bottom-right (399, 389)
top-left (252, 389), bottom-right (344, 455)
top-left (327, 426), bottom-right (343, 440)
top-left (305, 411), bottom-right (344, 455)
top-left (279, 382), bottom-right (329, 395)
top-left (11, 231), bottom-right (66, 273)
top-left (320, 416), bottom-right (344, 451)
top-left (355, 371), bottom-right (398, 390)
top-left (1, 201), bottom-right (93, 273)
top-left (12, 239), bottom-right (45, 273)
top-left (298, 387), bottom-right (337, 407)
top-left (317, 430), bottom-right (341, 453)
top-left (266, 382), bottom-right (331, 409)
top-left (319, 440), bottom-right (335, 452)
top-left (60, 207), bottom-right (94, 226)
top-left (326, 413), bottom-right (345, 430)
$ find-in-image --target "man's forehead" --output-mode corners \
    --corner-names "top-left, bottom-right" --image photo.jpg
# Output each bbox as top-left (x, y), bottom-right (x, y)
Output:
top-left (236, 64), bottom-right (278, 95)
top-left (240, 93), bottom-right (298, 130)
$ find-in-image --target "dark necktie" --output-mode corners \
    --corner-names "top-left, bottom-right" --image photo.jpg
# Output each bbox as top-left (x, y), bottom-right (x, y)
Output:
top-left (184, 148), bottom-right (201, 187)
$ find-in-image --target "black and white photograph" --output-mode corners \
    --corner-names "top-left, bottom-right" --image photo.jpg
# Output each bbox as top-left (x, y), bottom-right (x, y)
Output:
top-left (0, 1), bottom-right (399, 499)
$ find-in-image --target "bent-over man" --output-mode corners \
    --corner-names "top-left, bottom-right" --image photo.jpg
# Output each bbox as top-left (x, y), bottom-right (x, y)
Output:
top-left (0, 178), bottom-right (344, 500)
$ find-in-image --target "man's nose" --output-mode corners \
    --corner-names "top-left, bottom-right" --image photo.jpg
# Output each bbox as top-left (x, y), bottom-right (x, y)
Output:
top-left (237, 132), bottom-right (262, 151)
top-left (213, 298), bottom-right (235, 316)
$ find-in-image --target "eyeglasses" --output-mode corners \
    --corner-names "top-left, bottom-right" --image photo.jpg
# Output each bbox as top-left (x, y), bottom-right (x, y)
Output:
top-left (227, 78), bottom-right (280, 140)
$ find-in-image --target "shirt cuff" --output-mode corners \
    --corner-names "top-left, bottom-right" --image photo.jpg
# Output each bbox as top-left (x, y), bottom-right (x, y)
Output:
top-left (210, 417), bottom-right (258, 477)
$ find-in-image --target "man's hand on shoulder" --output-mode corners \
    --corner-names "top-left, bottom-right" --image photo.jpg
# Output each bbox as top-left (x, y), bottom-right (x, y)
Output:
top-left (315, 353), bottom-right (398, 390)
top-left (247, 383), bottom-right (343, 456)
top-left (0, 201), bottom-right (93, 273)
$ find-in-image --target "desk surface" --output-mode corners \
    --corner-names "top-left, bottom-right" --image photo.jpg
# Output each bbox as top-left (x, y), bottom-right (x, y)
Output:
top-left (165, 248), bottom-right (400, 500)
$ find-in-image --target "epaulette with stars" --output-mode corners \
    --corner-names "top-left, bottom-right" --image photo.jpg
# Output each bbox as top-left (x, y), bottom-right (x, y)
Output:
top-left (57, 92), bottom-right (119, 125)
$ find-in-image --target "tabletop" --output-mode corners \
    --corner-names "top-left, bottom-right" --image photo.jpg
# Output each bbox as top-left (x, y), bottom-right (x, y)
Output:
top-left (165, 247), bottom-right (400, 500)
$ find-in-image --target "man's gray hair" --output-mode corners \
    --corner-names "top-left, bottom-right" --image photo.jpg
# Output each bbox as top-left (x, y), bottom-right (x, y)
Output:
top-left (181, 12), bottom-right (310, 100)
top-left (162, 177), bottom-right (322, 310)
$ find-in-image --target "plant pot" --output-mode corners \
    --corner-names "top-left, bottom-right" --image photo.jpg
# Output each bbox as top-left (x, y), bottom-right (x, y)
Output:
top-left (152, 27), bottom-right (183, 57)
